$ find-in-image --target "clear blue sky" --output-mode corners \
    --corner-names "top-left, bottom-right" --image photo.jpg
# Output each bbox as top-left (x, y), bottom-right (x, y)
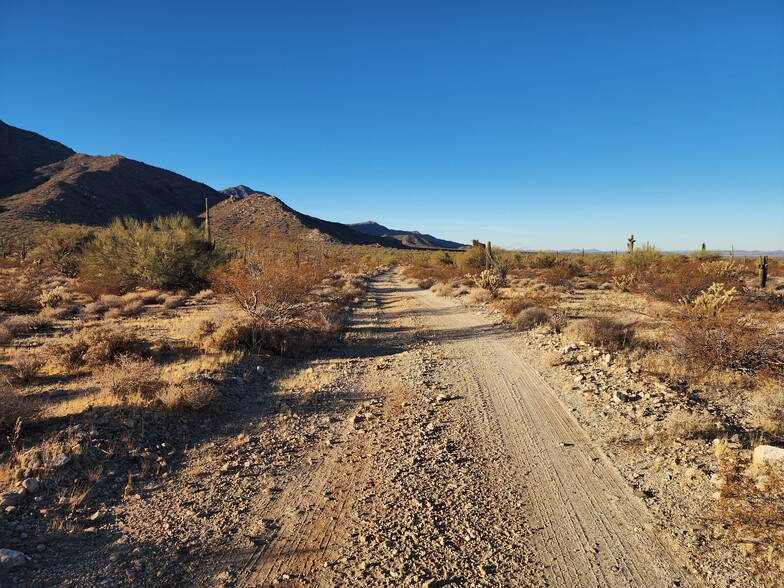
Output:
top-left (2, 1), bottom-right (783, 250)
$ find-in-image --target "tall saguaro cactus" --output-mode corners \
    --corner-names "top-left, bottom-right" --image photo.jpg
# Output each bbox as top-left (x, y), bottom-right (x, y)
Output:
top-left (757, 255), bottom-right (768, 288)
top-left (204, 198), bottom-right (213, 247)
top-left (627, 235), bottom-right (636, 254)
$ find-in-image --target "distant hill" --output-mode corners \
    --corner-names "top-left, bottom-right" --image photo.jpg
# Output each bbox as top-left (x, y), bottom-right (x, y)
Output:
top-left (210, 188), bottom-right (406, 248)
top-left (0, 120), bottom-right (226, 235)
top-left (350, 221), bottom-right (465, 250)
top-left (220, 184), bottom-right (262, 199)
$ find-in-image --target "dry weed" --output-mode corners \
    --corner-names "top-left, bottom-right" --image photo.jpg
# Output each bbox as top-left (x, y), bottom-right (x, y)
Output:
top-left (157, 380), bottom-right (216, 410)
top-left (163, 294), bottom-right (188, 309)
top-left (0, 378), bottom-right (36, 437)
top-left (97, 356), bottom-right (162, 400)
top-left (512, 306), bottom-right (550, 331)
top-left (12, 352), bottom-right (45, 382)
top-left (571, 317), bottom-right (637, 351)
top-left (49, 326), bottom-right (150, 370)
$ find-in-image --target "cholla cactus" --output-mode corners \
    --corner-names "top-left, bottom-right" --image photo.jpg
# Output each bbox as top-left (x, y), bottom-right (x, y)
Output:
top-left (39, 286), bottom-right (68, 308)
top-left (691, 283), bottom-right (736, 315)
top-left (469, 269), bottom-right (506, 293)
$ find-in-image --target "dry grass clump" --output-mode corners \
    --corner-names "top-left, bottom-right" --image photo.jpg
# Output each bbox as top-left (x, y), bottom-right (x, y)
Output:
top-left (50, 326), bottom-right (150, 370)
top-left (192, 289), bottom-right (214, 303)
top-left (156, 380), bottom-right (216, 410)
top-left (163, 293), bottom-right (188, 309)
top-left (512, 306), bottom-right (551, 331)
top-left (2, 312), bottom-right (53, 336)
top-left (97, 356), bottom-right (163, 400)
top-left (12, 352), bottom-right (45, 383)
top-left (104, 299), bottom-right (145, 319)
top-left (0, 378), bottom-right (36, 437)
top-left (748, 382), bottom-right (784, 437)
top-left (571, 317), bottom-right (637, 351)
top-left (653, 408), bottom-right (720, 441)
top-left (467, 288), bottom-right (494, 305)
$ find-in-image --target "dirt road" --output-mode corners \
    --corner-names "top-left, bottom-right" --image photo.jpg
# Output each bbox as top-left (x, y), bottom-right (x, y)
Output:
top-left (63, 270), bottom-right (698, 587)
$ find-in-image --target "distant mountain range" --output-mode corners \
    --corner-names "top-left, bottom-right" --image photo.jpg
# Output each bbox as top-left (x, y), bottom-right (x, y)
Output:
top-left (349, 221), bottom-right (465, 249)
top-left (0, 121), bottom-right (461, 250)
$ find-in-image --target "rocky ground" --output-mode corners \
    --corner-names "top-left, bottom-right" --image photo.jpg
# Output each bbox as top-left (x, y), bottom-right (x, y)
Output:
top-left (1, 270), bottom-right (779, 587)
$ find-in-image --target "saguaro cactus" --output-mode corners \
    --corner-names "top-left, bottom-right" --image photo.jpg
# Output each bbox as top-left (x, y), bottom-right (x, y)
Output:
top-left (627, 235), bottom-right (636, 254)
top-left (204, 198), bottom-right (212, 244)
top-left (757, 255), bottom-right (768, 288)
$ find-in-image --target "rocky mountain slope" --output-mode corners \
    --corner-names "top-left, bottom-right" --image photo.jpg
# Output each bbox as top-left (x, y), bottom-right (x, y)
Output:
top-left (210, 188), bottom-right (405, 247)
top-left (350, 220), bottom-right (465, 250)
top-left (0, 120), bottom-right (225, 235)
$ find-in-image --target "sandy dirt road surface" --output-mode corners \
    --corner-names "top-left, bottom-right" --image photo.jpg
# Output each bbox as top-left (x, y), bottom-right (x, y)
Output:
top-left (87, 270), bottom-right (699, 587)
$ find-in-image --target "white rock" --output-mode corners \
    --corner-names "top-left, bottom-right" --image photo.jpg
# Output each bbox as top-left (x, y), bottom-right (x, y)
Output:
top-left (752, 445), bottom-right (784, 470)
top-left (0, 548), bottom-right (26, 568)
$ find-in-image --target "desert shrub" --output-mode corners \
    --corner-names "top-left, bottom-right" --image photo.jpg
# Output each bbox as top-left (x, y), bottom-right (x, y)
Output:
top-left (618, 244), bottom-right (661, 271)
top-left (653, 409), bottom-right (720, 441)
top-left (192, 289), bottom-right (214, 303)
top-left (12, 353), bottom-right (45, 383)
top-left (51, 326), bottom-right (150, 370)
top-left (0, 378), bottom-right (36, 437)
top-left (138, 289), bottom-right (165, 304)
top-left (3, 313), bottom-right (53, 336)
top-left (30, 225), bottom-right (94, 277)
top-left (210, 245), bottom-right (327, 332)
top-left (576, 317), bottom-right (636, 350)
top-left (157, 380), bottom-right (216, 410)
top-left (467, 288), bottom-right (494, 305)
top-left (642, 259), bottom-right (745, 304)
top-left (748, 382), bottom-right (784, 437)
top-left (0, 324), bottom-right (12, 345)
top-left (206, 319), bottom-right (256, 352)
top-left (77, 215), bottom-right (220, 295)
top-left (0, 268), bottom-right (43, 312)
top-left (671, 309), bottom-right (783, 377)
top-left (163, 294), bottom-right (188, 309)
top-left (513, 306), bottom-right (550, 331)
top-left (530, 252), bottom-right (558, 269)
top-left (540, 262), bottom-right (581, 287)
top-left (498, 296), bottom-right (535, 317)
top-left (105, 299), bottom-right (145, 319)
top-left (98, 356), bottom-right (162, 400)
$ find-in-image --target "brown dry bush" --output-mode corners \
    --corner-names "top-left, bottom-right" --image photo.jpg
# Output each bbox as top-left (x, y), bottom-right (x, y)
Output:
top-left (576, 317), bottom-right (636, 351)
top-left (3, 312), bottom-right (53, 336)
top-left (104, 299), bottom-right (145, 319)
top-left (540, 262), bottom-right (582, 287)
top-left (748, 382), bottom-right (784, 437)
top-left (210, 246), bottom-right (327, 331)
top-left (97, 356), bottom-right (162, 400)
top-left (671, 309), bottom-right (783, 378)
top-left (512, 306), bottom-right (551, 331)
top-left (163, 293), bottom-right (188, 309)
top-left (653, 409), bottom-right (720, 442)
top-left (157, 380), bottom-right (216, 410)
top-left (642, 259), bottom-right (745, 304)
top-left (50, 326), bottom-right (151, 370)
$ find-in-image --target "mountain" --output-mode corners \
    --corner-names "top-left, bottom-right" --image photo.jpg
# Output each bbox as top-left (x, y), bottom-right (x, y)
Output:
top-left (350, 221), bottom-right (466, 250)
top-left (220, 185), bottom-right (261, 199)
top-left (0, 120), bottom-right (226, 235)
top-left (210, 188), bottom-right (406, 248)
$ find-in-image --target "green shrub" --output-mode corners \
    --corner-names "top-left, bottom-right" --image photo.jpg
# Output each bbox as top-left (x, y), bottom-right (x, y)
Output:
top-left (31, 225), bottom-right (94, 277)
top-left (77, 215), bottom-right (221, 295)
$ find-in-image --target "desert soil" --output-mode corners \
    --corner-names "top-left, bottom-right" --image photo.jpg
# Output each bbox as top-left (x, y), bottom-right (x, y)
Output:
top-left (10, 270), bottom-right (745, 587)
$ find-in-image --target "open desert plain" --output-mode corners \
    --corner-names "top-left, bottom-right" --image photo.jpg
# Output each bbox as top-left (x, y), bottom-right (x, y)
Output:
top-left (1, 2), bottom-right (783, 587)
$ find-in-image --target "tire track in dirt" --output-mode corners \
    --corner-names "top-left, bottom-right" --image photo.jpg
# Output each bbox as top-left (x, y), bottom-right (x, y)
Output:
top-left (395, 272), bottom-right (699, 587)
